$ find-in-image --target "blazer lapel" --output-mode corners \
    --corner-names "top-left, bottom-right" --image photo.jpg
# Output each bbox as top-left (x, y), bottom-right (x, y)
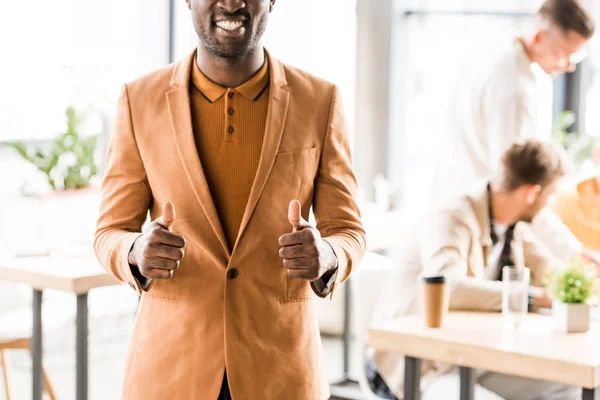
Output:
top-left (232, 52), bottom-right (290, 253)
top-left (166, 50), bottom-right (229, 258)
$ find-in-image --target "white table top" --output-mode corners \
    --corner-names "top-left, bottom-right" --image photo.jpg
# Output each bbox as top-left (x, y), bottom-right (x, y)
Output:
top-left (0, 249), bottom-right (120, 294)
top-left (369, 311), bottom-right (600, 389)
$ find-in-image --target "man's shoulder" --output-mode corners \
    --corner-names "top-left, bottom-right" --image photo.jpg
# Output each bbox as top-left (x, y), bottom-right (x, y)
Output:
top-left (123, 63), bottom-right (177, 99)
top-left (428, 190), bottom-right (484, 235)
top-left (276, 60), bottom-right (337, 97)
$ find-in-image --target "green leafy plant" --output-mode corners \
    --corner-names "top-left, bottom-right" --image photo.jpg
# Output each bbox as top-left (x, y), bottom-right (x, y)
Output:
top-left (8, 107), bottom-right (98, 191)
top-left (551, 110), bottom-right (594, 169)
top-left (544, 257), bottom-right (596, 304)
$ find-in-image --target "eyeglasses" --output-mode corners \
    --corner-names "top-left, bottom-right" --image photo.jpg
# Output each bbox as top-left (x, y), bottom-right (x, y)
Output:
top-left (547, 29), bottom-right (589, 68)
top-left (557, 47), bottom-right (588, 68)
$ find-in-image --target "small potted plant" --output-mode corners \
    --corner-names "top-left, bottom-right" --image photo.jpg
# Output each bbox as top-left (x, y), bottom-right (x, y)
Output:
top-left (545, 257), bottom-right (596, 333)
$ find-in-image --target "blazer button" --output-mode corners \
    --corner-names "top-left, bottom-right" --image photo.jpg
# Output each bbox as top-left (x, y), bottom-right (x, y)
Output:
top-left (227, 268), bottom-right (239, 280)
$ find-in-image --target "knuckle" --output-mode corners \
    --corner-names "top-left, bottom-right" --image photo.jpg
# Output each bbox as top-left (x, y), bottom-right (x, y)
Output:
top-left (148, 230), bottom-right (159, 242)
top-left (139, 256), bottom-right (150, 268)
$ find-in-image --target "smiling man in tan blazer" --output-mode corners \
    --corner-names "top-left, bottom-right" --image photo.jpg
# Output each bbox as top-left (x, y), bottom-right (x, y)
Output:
top-left (370, 140), bottom-right (579, 400)
top-left (93, 0), bottom-right (365, 399)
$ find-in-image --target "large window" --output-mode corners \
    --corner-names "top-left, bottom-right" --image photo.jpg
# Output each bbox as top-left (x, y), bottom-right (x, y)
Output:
top-left (584, 2), bottom-right (600, 139)
top-left (0, 0), bottom-right (168, 143)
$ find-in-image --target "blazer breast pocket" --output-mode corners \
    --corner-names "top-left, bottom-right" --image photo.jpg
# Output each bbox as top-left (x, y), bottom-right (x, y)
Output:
top-left (273, 147), bottom-right (318, 168)
top-left (267, 146), bottom-right (319, 200)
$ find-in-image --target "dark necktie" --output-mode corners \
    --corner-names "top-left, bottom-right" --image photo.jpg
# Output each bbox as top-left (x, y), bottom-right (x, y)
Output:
top-left (487, 183), bottom-right (516, 281)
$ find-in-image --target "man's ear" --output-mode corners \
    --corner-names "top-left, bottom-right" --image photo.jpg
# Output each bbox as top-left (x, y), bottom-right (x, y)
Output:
top-left (270, 0), bottom-right (276, 12)
top-left (533, 29), bottom-right (547, 45)
top-left (524, 184), bottom-right (542, 204)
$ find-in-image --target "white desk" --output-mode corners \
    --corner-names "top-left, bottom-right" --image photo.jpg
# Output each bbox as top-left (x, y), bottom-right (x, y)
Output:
top-left (370, 312), bottom-right (600, 400)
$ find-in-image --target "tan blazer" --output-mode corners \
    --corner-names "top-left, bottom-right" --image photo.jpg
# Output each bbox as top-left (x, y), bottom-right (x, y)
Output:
top-left (94, 49), bottom-right (366, 400)
top-left (371, 183), bottom-right (555, 399)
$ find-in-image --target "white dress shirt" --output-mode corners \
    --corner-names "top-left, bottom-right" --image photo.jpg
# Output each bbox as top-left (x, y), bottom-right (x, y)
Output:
top-left (430, 37), bottom-right (581, 260)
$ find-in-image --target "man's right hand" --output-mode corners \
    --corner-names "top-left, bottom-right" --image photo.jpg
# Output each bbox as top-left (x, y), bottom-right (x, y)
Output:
top-left (128, 201), bottom-right (186, 281)
top-left (530, 286), bottom-right (553, 309)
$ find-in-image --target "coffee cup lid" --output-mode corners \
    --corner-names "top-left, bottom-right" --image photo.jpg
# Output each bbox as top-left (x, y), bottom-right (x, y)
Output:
top-left (422, 275), bottom-right (446, 284)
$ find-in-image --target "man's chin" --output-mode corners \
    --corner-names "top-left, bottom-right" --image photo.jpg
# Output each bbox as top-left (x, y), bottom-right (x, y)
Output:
top-left (209, 42), bottom-right (252, 61)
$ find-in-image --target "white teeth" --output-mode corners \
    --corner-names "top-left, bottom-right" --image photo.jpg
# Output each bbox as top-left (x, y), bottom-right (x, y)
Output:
top-left (216, 20), bottom-right (244, 31)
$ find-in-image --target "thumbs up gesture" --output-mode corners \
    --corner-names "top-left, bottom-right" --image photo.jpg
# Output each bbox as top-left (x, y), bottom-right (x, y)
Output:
top-left (128, 201), bottom-right (186, 281)
top-left (278, 200), bottom-right (338, 282)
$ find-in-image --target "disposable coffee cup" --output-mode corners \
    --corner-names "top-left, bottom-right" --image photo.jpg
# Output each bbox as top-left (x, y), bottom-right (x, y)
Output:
top-left (421, 274), bottom-right (449, 328)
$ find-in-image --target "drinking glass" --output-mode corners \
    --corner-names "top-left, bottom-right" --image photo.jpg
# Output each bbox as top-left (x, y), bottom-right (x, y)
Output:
top-left (502, 266), bottom-right (530, 329)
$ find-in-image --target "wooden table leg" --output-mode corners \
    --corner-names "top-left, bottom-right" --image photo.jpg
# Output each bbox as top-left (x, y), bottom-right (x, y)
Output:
top-left (404, 356), bottom-right (421, 400)
top-left (583, 388), bottom-right (598, 400)
top-left (459, 366), bottom-right (475, 400)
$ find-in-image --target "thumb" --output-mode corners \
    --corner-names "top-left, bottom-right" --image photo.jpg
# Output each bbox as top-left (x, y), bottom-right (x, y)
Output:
top-left (288, 199), bottom-right (308, 232)
top-left (157, 201), bottom-right (176, 230)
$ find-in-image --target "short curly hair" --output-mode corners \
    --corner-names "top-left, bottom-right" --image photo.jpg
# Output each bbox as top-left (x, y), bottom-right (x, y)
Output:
top-left (496, 140), bottom-right (569, 191)
top-left (538, 0), bottom-right (595, 38)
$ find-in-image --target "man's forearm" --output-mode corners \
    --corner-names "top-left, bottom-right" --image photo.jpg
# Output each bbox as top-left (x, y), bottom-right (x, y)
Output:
top-left (449, 278), bottom-right (503, 311)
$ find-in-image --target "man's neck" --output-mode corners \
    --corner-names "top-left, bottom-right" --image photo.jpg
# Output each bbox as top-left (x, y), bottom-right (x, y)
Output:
top-left (196, 44), bottom-right (265, 88)
top-left (490, 189), bottom-right (521, 226)
top-left (517, 36), bottom-right (535, 64)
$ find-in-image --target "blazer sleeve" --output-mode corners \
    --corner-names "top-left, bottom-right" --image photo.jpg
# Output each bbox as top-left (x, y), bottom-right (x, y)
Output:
top-left (94, 84), bottom-right (153, 295)
top-left (419, 212), bottom-right (503, 311)
top-left (312, 85), bottom-right (366, 299)
top-left (529, 207), bottom-right (582, 261)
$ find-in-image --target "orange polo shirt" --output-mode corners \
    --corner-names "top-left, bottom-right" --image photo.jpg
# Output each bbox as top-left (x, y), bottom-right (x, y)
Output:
top-left (190, 56), bottom-right (270, 252)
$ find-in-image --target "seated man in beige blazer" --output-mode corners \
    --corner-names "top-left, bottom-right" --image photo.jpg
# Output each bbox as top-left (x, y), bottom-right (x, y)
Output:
top-left (369, 139), bottom-right (578, 400)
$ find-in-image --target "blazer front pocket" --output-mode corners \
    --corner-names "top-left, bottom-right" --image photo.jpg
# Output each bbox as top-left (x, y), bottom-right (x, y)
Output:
top-left (273, 147), bottom-right (318, 170)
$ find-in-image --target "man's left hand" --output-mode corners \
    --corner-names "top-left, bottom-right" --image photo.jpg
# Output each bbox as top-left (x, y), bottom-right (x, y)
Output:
top-left (278, 200), bottom-right (338, 282)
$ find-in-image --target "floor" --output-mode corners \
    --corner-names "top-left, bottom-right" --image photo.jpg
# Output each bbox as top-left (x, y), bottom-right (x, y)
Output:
top-left (1, 287), bottom-right (365, 400)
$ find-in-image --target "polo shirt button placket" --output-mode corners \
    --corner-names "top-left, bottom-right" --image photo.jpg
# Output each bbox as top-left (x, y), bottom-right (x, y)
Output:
top-left (225, 90), bottom-right (235, 140)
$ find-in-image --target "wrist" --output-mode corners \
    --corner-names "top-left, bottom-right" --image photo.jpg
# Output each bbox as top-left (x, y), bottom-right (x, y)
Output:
top-left (321, 239), bottom-right (339, 272)
top-left (128, 237), bottom-right (142, 266)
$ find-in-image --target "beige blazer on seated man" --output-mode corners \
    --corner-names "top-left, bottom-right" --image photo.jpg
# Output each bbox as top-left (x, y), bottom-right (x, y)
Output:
top-left (371, 182), bottom-right (557, 397)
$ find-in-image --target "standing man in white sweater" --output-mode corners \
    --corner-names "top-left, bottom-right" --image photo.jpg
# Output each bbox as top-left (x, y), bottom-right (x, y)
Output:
top-left (432, 0), bottom-right (595, 261)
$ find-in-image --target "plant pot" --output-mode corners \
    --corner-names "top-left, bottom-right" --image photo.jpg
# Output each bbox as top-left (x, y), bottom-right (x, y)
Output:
top-left (552, 301), bottom-right (590, 333)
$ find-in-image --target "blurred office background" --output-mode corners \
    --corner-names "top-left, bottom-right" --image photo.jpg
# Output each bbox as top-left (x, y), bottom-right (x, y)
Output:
top-left (1, 0), bottom-right (600, 399)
